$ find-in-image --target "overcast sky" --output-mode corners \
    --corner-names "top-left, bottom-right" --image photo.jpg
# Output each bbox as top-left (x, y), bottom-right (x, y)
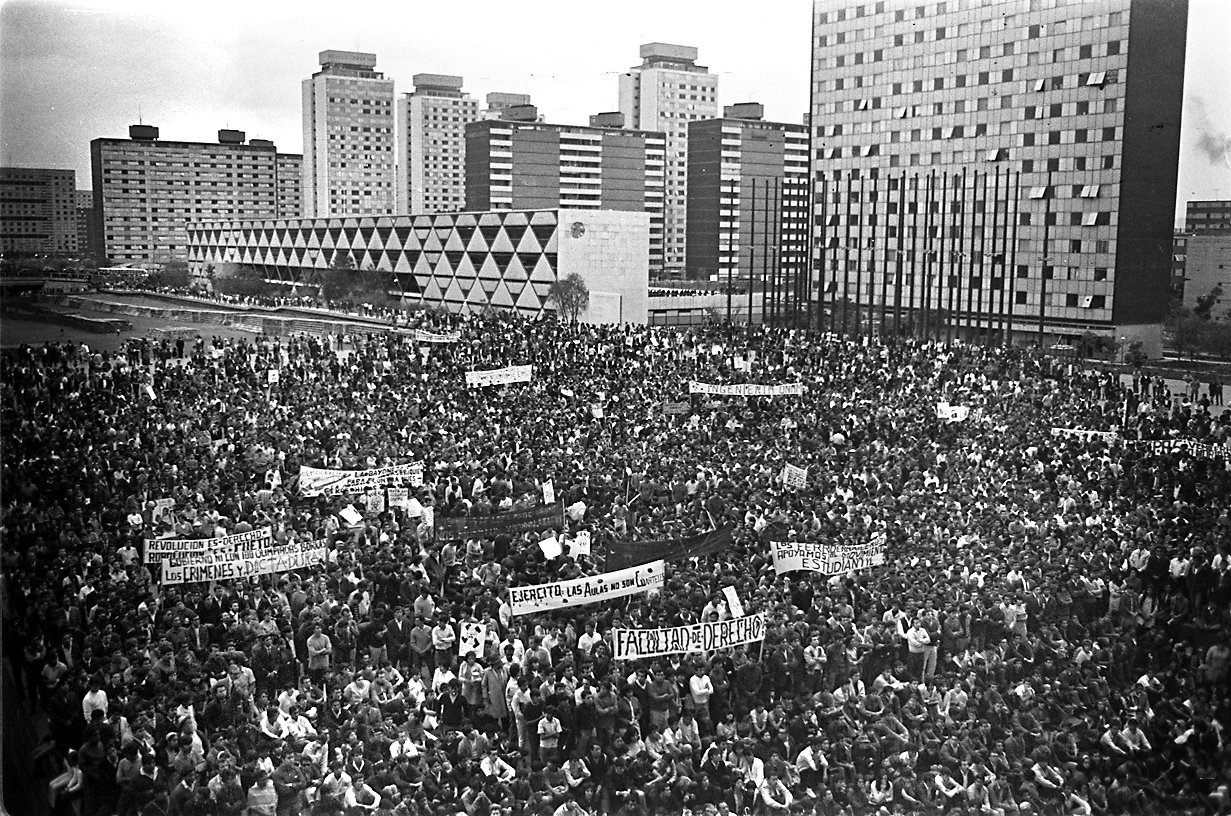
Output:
top-left (2, 0), bottom-right (1228, 224)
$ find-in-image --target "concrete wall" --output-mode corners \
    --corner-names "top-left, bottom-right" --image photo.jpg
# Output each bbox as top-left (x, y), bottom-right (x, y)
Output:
top-left (1182, 235), bottom-right (1231, 313)
top-left (556, 208), bottom-right (649, 324)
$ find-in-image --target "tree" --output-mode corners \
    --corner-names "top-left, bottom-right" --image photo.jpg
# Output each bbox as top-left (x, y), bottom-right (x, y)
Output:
top-left (1124, 340), bottom-right (1148, 368)
top-left (320, 259), bottom-right (392, 306)
top-left (547, 273), bottom-right (590, 322)
top-left (146, 259), bottom-right (192, 289)
top-left (214, 264), bottom-right (278, 298)
top-left (1193, 285), bottom-right (1224, 320)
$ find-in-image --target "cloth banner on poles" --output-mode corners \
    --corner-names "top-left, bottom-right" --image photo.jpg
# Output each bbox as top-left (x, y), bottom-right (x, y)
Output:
top-left (435, 502), bottom-right (564, 542)
top-left (612, 613), bottom-right (767, 661)
top-left (413, 329), bottom-right (461, 343)
top-left (465, 365), bottom-right (533, 388)
top-left (161, 541), bottom-right (324, 585)
top-left (770, 539), bottom-right (886, 575)
top-left (144, 527), bottom-right (273, 564)
top-left (688, 381), bottom-right (804, 397)
top-left (605, 526), bottom-right (733, 571)
top-left (509, 560), bottom-right (664, 616)
top-left (299, 464), bottom-right (423, 496)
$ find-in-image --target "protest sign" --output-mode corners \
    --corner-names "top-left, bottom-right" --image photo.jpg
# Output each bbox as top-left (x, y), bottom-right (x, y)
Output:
top-left (458, 621), bottom-right (487, 657)
top-left (936, 403), bottom-right (970, 423)
top-left (539, 536), bottom-right (563, 559)
top-left (542, 479), bottom-right (555, 506)
top-left (612, 613), bottom-right (766, 661)
top-left (387, 487), bottom-right (410, 510)
top-left (413, 329), bottom-right (461, 344)
top-left (662, 401), bottom-right (691, 416)
top-left (567, 531), bottom-right (592, 559)
top-left (144, 527), bottom-right (273, 564)
top-left (365, 491), bottom-right (386, 515)
top-left (465, 365), bottom-right (533, 388)
top-left (722, 586), bottom-right (746, 618)
top-left (435, 502), bottom-right (563, 542)
top-left (338, 506), bottom-right (364, 527)
top-left (605, 526), bottom-right (733, 570)
top-left (688, 381), bottom-right (804, 397)
top-left (771, 539), bottom-right (886, 575)
top-left (151, 498), bottom-right (176, 526)
top-left (509, 560), bottom-right (664, 616)
top-left (267, 369), bottom-right (280, 385)
top-left (299, 463), bottom-right (423, 496)
top-left (161, 541), bottom-right (325, 585)
top-left (781, 463), bottom-right (808, 489)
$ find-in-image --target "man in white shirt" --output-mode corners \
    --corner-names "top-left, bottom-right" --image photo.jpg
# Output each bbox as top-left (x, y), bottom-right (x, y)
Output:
top-left (1120, 718), bottom-right (1152, 754)
top-left (688, 666), bottom-right (714, 731)
top-left (479, 746), bottom-right (515, 783)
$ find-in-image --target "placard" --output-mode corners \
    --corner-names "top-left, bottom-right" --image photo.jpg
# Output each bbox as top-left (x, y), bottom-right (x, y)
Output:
top-left (465, 365), bottom-right (533, 388)
top-left (781, 463), bottom-right (808, 489)
top-left (299, 464), bottom-right (423, 496)
top-left (770, 539), bottom-right (886, 575)
top-left (458, 621), bottom-right (487, 657)
top-left (688, 381), bottom-right (804, 397)
top-left (508, 561), bottom-right (664, 616)
top-left (722, 586), bottom-right (746, 618)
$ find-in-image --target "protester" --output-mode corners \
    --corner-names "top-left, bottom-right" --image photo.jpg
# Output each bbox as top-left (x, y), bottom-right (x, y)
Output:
top-left (3, 307), bottom-right (1229, 816)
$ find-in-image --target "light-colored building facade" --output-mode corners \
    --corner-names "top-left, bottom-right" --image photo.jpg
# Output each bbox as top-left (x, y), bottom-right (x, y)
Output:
top-left (1182, 234), bottom-right (1231, 313)
top-left (275, 153), bottom-right (303, 220)
top-left (302, 50), bottom-right (395, 218)
top-left (686, 104), bottom-right (810, 298)
top-left (464, 120), bottom-right (665, 271)
top-left (810, 0), bottom-right (1187, 354)
top-left (619, 43), bottom-right (718, 273)
top-left (0, 167), bottom-right (78, 255)
top-left (89, 126), bottom-right (298, 263)
top-left (187, 208), bottom-right (650, 323)
top-left (396, 74), bottom-right (481, 215)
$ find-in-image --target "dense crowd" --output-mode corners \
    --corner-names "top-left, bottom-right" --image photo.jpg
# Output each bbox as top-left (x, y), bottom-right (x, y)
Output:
top-left (2, 311), bottom-right (1230, 816)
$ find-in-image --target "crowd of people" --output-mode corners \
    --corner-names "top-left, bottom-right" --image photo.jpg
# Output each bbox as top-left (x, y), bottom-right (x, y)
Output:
top-left (3, 309), bottom-right (1230, 816)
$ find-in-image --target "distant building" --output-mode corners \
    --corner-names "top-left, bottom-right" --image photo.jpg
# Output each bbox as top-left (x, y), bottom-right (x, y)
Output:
top-left (89, 126), bottom-right (298, 263)
top-left (1185, 200), bottom-right (1231, 234)
top-left (1172, 230), bottom-right (1191, 300)
top-left (187, 208), bottom-right (650, 323)
top-left (1182, 234), bottom-right (1231, 313)
top-left (275, 153), bottom-right (303, 219)
top-left (685, 104), bottom-right (809, 294)
top-left (302, 50), bottom-right (395, 218)
top-left (619, 43), bottom-right (719, 272)
top-left (396, 74), bottom-right (481, 215)
top-left (465, 119), bottom-right (665, 271)
top-left (810, 0), bottom-right (1188, 355)
top-left (0, 167), bottom-right (78, 255)
top-left (75, 189), bottom-right (93, 257)
top-left (484, 93), bottom-right (543, 122)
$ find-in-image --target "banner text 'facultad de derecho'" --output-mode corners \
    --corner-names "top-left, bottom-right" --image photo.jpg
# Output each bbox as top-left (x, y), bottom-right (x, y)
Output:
top-left (612, 612), bottom-right (767, 660)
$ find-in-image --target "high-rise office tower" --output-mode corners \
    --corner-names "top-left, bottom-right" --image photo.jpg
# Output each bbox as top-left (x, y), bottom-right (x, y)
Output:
top-left (1185, 200), bottom-right (1231, 234)
top-left (396, 74), bottom-right (481, 215)
top-left (465, 119), bottom-right (665, 270)
top-left (0, 167), bottom-right (78, 255)
top-left (686, 104), bottom-right (810, 295)
top-left (89, 126), bottom-right (298, 263)
top-left (302, 50), bottom-right (395, 218)
top-left (810, 0), bottom-right (1186, 354)
top-left (619, 43), bottom-right (718, 275)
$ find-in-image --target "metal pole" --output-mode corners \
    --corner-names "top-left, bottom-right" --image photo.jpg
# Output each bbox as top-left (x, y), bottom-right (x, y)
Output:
top-left (854, 175), bottom-right (866, 339)
top-left (748, 178), bottom-right (757, 329)
top-left (990, 166), bottom-right (1003, 345)
top-left (1006, 171), bottom-right (1020, 347)
top-left (945, 174), bottom-right (959, 345)
top-left (893, 173), bottom-right (906, 340)
top-left (1038, 171), bottom-right (1052, 346)
top-left (818, 174), bottom-right (828, 333)
top-left (920, 173), bottom-right (931, 339)
top-left (842, 173), bottom-right (854, 336)
top-left (761, 177), bottom-right (771, 327)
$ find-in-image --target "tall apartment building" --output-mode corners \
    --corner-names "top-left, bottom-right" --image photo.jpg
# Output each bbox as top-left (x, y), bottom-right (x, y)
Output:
top-left (89, 126), bottom-right (299, 263)
top-left (275, 153), bottom-right (303, 219)
top-left (484, 93), bottom-right (543, 122)
top-left (0, 167), bottom-right (78, 255)
top-left (75, 189), bottom-right (94, 256)
top-left (810, 0), bottom-right (1187, 354)
top-left (465, 119), bottom-right (666, 270)
top-left (302, 50), bottom-right (395, 218)
top-left (619, 43), bottom-right (718, 273)
top-left (686, 104), bottom-right (810, 295)
top-left (1186, 200), bottom-right (1231, 234)
top-left (396, 75), bottom-right (481, 215)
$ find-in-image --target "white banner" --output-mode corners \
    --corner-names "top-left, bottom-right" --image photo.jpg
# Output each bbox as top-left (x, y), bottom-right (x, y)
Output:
top-left (508, 560), bottom-right (664, 616)
top-left (542, 479), bottom-right (555, 506)
top-left (1051, 427), bottom-right (1120, 443)
top-left (459, 621), bottom-right (487, 657)
top-left (413, 329), bottom-right (461, 344)
top-left (160, 542), bottom-right (325, 585)
top-left (781, 463), bottom-right (808, 489)
top-left (612, 613), bottom-right (767, 661)
top-left (144, 527), bottom-right (273, 564)
top-left (689, 381), bottom-right (804, 397)
top-left (722, 586), bottom-right (746, 618)
top-left (466, 365), bottom-right (533, 388)
top-left (299, 463), bottom-right (423, 497)
top-left (936, 403), bottom-right (970, 423)
top-left (771, 539), bottom-right (886, 575)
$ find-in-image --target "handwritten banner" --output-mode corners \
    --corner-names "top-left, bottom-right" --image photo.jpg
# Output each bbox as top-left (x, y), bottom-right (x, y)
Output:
top-left (1135, 438), bottom-right (1231, 458)
top-left (509, 560), bottom-right (664, 616)
top-left (144, 527), bottom-right (273, 564)
top-left (936, 403), bottom-right (970, 423)
top-left (466, 365), bottom-right (533, 388)
top-left (1051, 427), bottom-right (1120, 442)
top-left (662, 401), bottom-right (691, 416)
top-left (612, 613), bottom-right (766, 661)
top-left (605, 526), bottom-right (733, 571)
top-left (435, 502), bottom-right (564, 543)
top-left (688, 381), bottom-right (804, 397)
top-left (413, 329), bottom-right (461, 344)
top-left (771, 539), bottom-right (886, 575)
top-left (298, 464), bottom-right (423, 497)
top-left (160, 542), bottom-right (325, 585)
top-left (781, 463), bottom-right (808, 489)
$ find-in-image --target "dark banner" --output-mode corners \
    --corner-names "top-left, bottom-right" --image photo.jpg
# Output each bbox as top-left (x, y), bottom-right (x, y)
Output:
top-left (435, 502), bottom-right (564, 542)
top-left (605, 526), bottom-right (734, 570)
